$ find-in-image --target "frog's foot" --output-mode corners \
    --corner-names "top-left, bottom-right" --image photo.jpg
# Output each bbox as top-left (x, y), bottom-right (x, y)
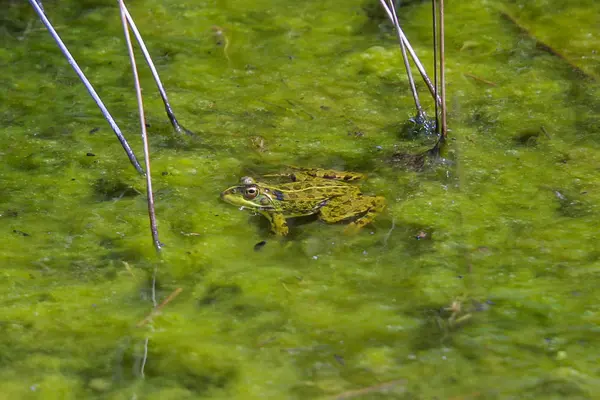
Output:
top-left (263, 212), bottom-right (289, 236)
top-left (343, 196), bottom-right (386, 234)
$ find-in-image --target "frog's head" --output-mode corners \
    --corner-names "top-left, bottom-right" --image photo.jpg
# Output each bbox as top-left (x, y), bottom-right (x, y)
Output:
top-left (220, 176), bottom-right (277, 211)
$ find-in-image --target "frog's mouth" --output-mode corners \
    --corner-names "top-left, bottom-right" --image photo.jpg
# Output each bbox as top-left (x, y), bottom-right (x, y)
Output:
top-left (237, 205), bottom-right (274, 211)
top-left (221, 191), bottom-right (274, 211)
top-left (220, 191), bottom-right (254, 208)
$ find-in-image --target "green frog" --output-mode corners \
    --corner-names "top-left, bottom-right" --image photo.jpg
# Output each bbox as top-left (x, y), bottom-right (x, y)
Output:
top-left (220, 167), bottom-right (385, 235)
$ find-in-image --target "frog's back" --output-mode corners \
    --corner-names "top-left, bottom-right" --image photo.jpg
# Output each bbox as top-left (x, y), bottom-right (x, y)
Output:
top-left (266, 180), bottom-right (349, 217)
top-left (278, 179), bottom-right (355, 199)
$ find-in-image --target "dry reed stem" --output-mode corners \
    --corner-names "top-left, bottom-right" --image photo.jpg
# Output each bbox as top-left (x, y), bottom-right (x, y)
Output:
top-left (464, 73), bottom-right (497, 86)
top-left (119, 0), bottom-right (162, 252)
top-left (27, 0), bottom-right (144, 174)
top-left (137, 287), bottom-right (184, 327)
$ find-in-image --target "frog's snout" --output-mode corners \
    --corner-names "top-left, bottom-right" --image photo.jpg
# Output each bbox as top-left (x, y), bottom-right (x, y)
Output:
top-left (219, 189), bottom-right (231, 201)
top-left (220, 191), bottom-right (232, 202)
top-left (220, 187), bottom-right (238, 202)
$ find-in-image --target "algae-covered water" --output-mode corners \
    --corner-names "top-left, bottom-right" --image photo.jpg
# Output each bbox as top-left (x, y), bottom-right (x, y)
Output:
top-left (1, 0), bottom-right (599, 398)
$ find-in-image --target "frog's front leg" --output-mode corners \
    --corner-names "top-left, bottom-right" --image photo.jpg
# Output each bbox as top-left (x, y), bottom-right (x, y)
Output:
top-left (261, 211), bottom-right (289, 236)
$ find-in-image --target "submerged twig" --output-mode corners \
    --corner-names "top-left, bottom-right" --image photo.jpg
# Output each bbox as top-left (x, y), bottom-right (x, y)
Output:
top-left (151, 265), bottom-right (158, 307)
top-left (122, 261), bottom-right (136, 277)
top-left (121, 4), bottom-right (194, 134)
top-left (119, 0), bottom-right (162, 252)
top-left (463, 73), bottom-right (497, 86)
top-left (330, 379), bottom-right (407, 399)
top-left (540, 125), bottom-right (551, 139)
top-left (137, 287), bottom-right (183, 327)
top-left (382, 217), bottom-right (396, 247)
top-left (28, 0), bottom-right (144, 175)
top-left (140, 337), bottom-right (149, 378)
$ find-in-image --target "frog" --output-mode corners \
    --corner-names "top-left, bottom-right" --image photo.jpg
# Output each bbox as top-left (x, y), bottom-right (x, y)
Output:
top-left (220, 167), bottom-right (385, 235)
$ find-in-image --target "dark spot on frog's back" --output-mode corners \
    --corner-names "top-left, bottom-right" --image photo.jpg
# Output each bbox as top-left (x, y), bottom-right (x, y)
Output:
top-left (273, 190), bottom-right (285, 200)
top-left (343, 175), bottom-right (354, 181)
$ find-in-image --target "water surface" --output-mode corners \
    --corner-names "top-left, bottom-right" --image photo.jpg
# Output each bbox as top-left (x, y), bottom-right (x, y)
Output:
top-left (1, 0), bottom-right (599, 398)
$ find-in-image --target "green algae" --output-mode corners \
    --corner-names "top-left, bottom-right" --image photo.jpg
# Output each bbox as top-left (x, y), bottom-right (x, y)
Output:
top-left (1, 0), bottom-right (599, 398)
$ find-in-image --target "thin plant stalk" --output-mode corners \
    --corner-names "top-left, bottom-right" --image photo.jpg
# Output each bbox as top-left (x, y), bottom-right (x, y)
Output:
top-left (27, 0), bottom-right (145, 175)
top-left (384, 0), bottom-right (423, 117)
top-left (121, 4), bottom-right (192, 135)
top-left (379, 0), bottom-right (441, 105)
top-left (439, 0), bottom-right (447, 138)
top-left (140, 337), bottom-right (149, 378)
top-left (119, 0), bottom-right (162, 252)
top-left (432, 0), bottom-right (439, 133)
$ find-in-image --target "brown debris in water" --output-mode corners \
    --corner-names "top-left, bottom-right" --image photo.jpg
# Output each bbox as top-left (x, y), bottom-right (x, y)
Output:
top-left (137, 287), bottom-right (183, 327)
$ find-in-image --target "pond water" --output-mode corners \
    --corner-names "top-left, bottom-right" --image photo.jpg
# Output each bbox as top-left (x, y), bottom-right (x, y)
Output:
top-left (1, 0), bottom-right (599, 398)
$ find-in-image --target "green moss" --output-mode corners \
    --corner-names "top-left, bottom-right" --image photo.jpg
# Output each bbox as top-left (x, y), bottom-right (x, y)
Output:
top-left (0, 0), bottom-right (599, 398)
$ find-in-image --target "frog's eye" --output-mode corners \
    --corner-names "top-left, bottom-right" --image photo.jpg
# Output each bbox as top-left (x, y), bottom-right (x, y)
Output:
top-left (244, 186), bottom-right (258, 199)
